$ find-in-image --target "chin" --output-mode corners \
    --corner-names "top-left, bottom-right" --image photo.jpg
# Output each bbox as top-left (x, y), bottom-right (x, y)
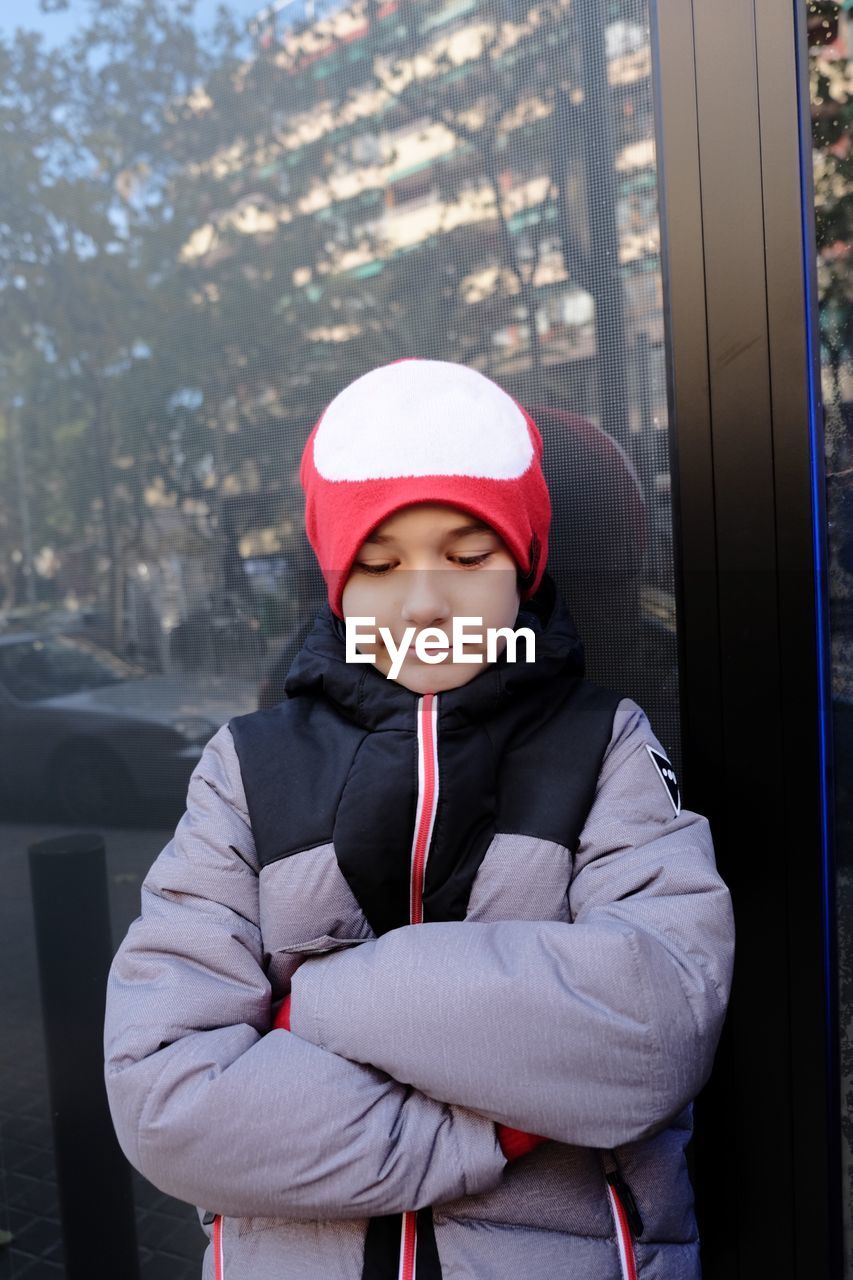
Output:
top-left (392, 661), bottom-right (484, 694)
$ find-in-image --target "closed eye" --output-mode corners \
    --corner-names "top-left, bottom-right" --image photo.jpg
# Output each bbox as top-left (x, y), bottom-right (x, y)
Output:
top-left (452, 553), bottom-right (493, 567)
top-left (354, 552), bottom-right (494, 576)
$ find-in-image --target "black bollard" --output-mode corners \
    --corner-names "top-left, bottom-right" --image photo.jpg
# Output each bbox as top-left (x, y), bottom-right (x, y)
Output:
top-left (28, 831), bottom-right (140, 1279)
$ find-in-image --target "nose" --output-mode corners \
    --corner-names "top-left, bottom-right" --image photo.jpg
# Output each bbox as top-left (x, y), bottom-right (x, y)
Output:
top-left (399, 567), bottom-right (452, 629)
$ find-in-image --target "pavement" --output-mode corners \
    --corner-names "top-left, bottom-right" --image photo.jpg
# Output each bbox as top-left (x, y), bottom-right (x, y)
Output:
top-left (0, 800), bottom-right (207, 1279)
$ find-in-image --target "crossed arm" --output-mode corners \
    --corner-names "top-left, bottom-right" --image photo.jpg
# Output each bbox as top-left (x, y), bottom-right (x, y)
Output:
top-left (289, 699), bottom-right (735, 1150)
top-left (103, 724), bottom-right (506, 1221)
top-left (104, 705), bottom-right (735, 1219)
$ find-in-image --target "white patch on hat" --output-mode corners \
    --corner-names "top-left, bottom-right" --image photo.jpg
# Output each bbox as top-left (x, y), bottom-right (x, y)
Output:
top-left (313, 359), bottom-right (534, 481)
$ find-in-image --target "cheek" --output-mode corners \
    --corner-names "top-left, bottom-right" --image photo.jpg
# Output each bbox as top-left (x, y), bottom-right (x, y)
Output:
top-left (342, 579), bottom-right (395, 646)
top-left (465, 569), bottom-right (520, 628)
top-left (342, 576), bottom-right (377, 616)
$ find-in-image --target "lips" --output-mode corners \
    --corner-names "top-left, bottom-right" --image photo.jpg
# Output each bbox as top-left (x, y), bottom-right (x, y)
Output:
top-left (382, 638), bottom-right (445, 654)
top-left (407, 645), bottom-right (451, 664)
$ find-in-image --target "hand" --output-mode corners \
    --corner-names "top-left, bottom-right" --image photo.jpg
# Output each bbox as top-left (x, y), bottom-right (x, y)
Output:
top-left (495, 1124), bottom-right (547, 1161)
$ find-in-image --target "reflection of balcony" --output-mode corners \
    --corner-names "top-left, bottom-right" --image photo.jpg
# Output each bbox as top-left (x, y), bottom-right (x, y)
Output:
top-left (174, 0), bottom-right (663, 381)
top-left (421, 0), bottom-right (479, 32)
top-left (181, 0), bottom-right (657, 272)
top-left (181, 96), bottom-right (657, 273)
top-left (250, 7), bottom-right (584, 157)
top-left (608, 45), bottom-right (652, 88)
top-left (489, 323), bottom-right (598, 379)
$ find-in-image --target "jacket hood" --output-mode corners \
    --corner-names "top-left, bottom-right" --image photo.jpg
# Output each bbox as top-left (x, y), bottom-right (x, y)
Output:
top-left (282, 570), bottom-right (584, 732)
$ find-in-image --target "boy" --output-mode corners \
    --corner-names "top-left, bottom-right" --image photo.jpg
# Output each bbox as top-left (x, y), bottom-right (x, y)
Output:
top-left (104, 357), bottom-right (735, 1280)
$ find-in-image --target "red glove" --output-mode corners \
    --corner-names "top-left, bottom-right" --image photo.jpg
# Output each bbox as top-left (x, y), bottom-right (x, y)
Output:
top-left (272, 958), bottom-right (306, 1032)
top-left (272, 992), bottom-right (292, 1032)
top-left (496, 1124), bottom-right (547, 1161)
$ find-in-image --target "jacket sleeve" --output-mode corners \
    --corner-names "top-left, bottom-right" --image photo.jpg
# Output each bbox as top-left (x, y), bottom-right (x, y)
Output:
top-left (103, 723), bottom-right (505, 1220)
top-left (289, 698), bottom-right (736, 1150)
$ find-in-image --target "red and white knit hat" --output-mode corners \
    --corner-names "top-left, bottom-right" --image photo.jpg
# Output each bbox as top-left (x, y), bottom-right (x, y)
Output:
top-left (299, 357), bottom-right (552, 619)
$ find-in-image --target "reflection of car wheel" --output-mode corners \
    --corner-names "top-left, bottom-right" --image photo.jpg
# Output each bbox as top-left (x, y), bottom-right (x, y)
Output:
top-left (50, 742), bottom-right (137, 826)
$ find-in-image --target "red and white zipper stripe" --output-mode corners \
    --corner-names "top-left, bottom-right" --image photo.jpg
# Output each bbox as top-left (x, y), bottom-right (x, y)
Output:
top-left (400, 691), bottom-right (440, 1280)
top-left (398, 1210), bottom-right (418, 1280)
top-left (213, 1213), bottom-right (224, 1280)
top-left (605, 1181), bottom-right (638, 1280)
top-left (409, 691), bottom-right (439, 927)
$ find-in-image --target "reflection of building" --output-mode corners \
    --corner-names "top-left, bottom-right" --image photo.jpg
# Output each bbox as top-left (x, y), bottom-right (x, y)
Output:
top-left (162, 0), bottom-right (675, 651)
top-left (181, 0), bottom-right (665, 437)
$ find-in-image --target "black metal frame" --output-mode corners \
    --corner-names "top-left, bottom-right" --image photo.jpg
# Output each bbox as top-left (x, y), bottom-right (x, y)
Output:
top-left (650, 1), bottom-right (842, 1276)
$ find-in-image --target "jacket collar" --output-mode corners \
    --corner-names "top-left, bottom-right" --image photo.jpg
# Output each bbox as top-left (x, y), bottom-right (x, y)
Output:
top-left (282, 570), bottom-right (585, 732)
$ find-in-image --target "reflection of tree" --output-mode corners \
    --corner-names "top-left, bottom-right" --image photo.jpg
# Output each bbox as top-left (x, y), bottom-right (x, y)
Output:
top-left (0, 6), bottom-right (241, 647)
top-left (812, 34), bottom-right (853, 386)
top-left (809, 9), bottom-right (853, 1269)
top-left (0, 0), bottom-right (660, 657)
top-left (810, 9), bottom-right (853, 433)
top-left (810, 7), bottom-right (853, 636)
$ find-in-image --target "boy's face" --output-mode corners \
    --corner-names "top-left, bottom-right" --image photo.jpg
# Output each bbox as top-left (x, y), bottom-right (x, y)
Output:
top-left (341, 502), bottom-right (522, 694)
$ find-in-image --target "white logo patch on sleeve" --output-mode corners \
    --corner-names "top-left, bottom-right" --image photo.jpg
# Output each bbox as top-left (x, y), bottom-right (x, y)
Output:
top-left (644, 744), bottom-right (681, 816)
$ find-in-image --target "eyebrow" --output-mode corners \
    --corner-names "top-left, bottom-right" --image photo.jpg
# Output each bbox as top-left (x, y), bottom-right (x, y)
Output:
top-left (363, 520), bottom-right (496, 546)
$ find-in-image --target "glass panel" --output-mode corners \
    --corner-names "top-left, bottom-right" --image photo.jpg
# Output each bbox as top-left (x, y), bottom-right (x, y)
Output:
top-left (0, 0), bottom-right (677, 1274)
top-left (806, 2), bottom-right (853, 1274)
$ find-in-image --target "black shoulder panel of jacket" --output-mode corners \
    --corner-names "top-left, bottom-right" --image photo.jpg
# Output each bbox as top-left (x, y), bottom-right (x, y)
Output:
top-left (491, 677), bottom-right (624, 850)
top-left (229, 697), bottom-right (367, 867)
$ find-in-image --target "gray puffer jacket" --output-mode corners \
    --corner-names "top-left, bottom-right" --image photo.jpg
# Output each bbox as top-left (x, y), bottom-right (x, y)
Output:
top-left (103, 574), bottom-right (735, 1280)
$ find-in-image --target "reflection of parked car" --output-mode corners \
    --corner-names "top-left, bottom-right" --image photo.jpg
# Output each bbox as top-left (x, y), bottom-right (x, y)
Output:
top-left (168, 591), bottom-right (268, 677)
top-left (0, 632), bottom-right (257, 824)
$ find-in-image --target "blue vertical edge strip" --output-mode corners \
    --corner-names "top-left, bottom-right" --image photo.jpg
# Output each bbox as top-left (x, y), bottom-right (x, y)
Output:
top-left (792, 2), bottom-right (843, 1264)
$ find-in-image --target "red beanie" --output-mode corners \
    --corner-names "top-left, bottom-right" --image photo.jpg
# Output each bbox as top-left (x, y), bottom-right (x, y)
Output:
top-left (299, 358), bottom-right (552, 620)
